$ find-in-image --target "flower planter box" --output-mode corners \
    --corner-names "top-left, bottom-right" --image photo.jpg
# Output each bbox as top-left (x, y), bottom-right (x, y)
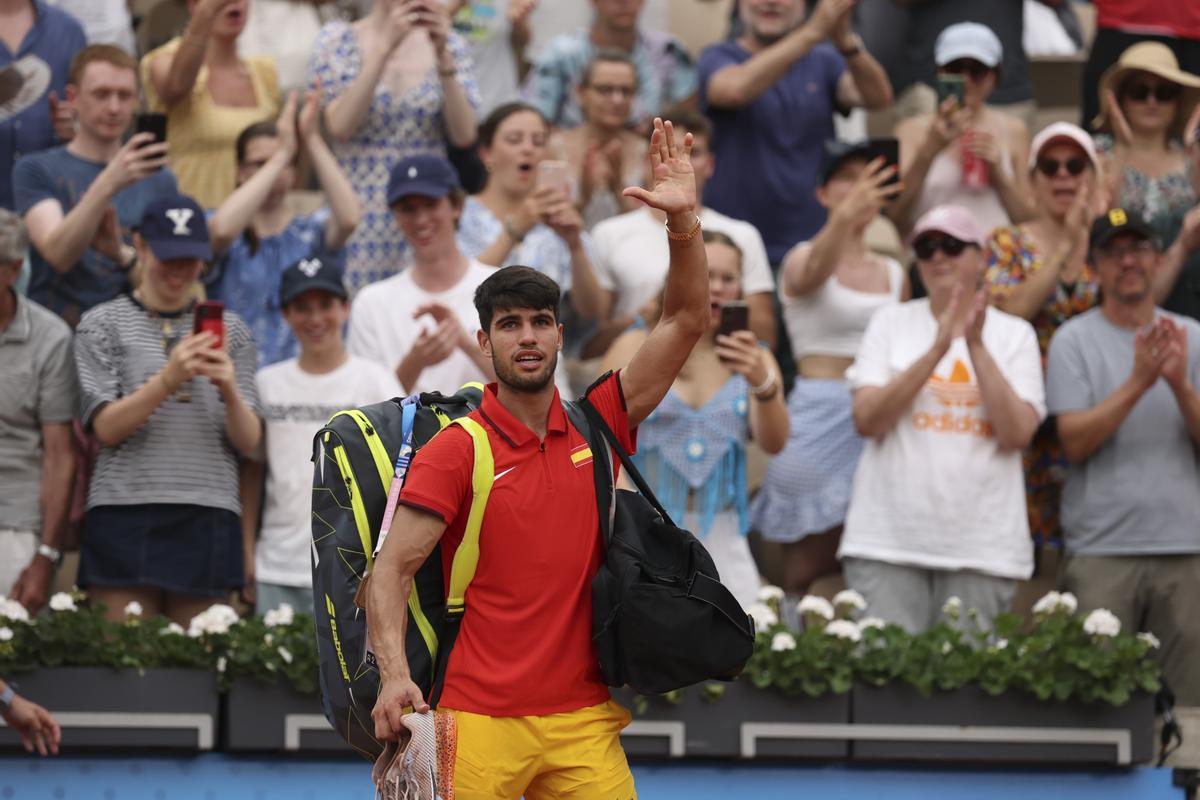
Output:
top-left (222, 677), bottom-right (349, 753)
top-left (850, 683), bottom-right (1155, 765)
top-left (614, 680), bottom-right (851, 759)
top-left (0, 667), bottom-right (218, 751)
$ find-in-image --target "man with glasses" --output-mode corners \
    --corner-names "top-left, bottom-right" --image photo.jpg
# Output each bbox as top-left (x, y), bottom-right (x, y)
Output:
top-left (1046, 208), bottom-right (1200, 706)
top-left (838, 204), bottom-right (1044, 632)
top-left (522, 0), bottom-right (696, 129)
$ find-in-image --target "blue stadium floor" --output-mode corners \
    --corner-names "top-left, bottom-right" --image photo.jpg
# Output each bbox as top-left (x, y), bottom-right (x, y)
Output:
top-left (0, 756), bottom-right (1182, 799)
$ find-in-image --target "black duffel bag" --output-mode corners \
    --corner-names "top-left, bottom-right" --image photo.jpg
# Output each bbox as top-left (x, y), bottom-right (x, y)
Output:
top-left (565, 390), bottom-right (755, 695)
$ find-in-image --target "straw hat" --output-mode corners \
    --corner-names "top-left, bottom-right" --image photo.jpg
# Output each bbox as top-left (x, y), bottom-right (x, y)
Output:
top-left (1092, 42), bottom-right (1200, 137)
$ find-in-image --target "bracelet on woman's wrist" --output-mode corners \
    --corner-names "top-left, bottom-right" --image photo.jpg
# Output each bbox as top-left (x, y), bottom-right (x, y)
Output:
top-left (752, 366), bottom-right (778, 399)
top-left (504, 216), bottom-right (526, 243)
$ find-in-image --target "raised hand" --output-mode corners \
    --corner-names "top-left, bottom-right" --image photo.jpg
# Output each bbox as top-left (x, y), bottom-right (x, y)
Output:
top-left (1132, 321), bottom-right (1169, 390)
top-left (100, 133), bottom-right (170, 193)
top-left (933, 282), bottom-right (966, 355)
top-left (832, 157), bottom-right (901, 228)
top-left (1157, 317), bottom-right (1189, 390)
top-left (298, 83), bottom-right (323, 145)
top-left (925, 96), bottom-right (969, 154)
top-left (1105, 89), bottom-right (1134, 148)
top-left (715, 330), bottom-right (772, 386)
top-left (275, 90), bottom-right (299, 158)
top-left (622, 118), bottom-right (696, 216)
top-left (805, 0), bottom-right (856, 43)
top-left (413, 0), bottom-right (453, 57)
top-left (47, 90), bottom-right (75, 142)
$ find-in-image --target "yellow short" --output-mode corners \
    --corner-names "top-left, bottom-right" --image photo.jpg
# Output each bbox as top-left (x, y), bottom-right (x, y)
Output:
top-left (445, 699), bottom-right (637, 800)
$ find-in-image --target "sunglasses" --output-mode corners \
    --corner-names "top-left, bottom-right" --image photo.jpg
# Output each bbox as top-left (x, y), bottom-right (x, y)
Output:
top-left (1036, 157), bottom-right (1089, 177)
top-left (1122, 82), bottom-right (1181, 103)
top-left (914, 234), bottom-right (971, 260)
top-left (941, 60), bottom-right (992, 81)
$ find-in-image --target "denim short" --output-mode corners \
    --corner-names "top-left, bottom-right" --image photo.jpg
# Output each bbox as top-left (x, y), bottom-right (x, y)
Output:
top-left (79, 504), bottom-right (243, 598)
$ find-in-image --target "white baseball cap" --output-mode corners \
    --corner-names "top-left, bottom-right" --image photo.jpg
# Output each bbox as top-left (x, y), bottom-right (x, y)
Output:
top-left (934, 22), bottom-right (1003, 69)
top-left (1028, 122), bottom-right (1101, 171)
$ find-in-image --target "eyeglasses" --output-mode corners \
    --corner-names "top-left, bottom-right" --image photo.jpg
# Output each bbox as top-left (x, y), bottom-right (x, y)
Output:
top-left (1122, 81), bottom-right (1181, 103)
top-left (588, 84), bottom-right (636, 98)
top-left (1036, 157), bottom-right (1089, 177)
top-left (914, 234), bottom-right (971, 260)
top-left (1094, 239), bottom-right (1156, 260)
top-left (940, 60), bottom-right (992, 81)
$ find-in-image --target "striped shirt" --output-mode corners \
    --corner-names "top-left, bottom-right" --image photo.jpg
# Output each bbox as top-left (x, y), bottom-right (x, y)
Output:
top-left (74, 294), bottom-right (262, 514)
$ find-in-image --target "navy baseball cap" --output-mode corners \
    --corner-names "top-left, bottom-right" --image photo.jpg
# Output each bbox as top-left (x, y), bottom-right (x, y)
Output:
top-left (137, 194), bottom-right (211, 262)
top-left (279, 255), bottom-right (348, 307)
top-left (818, 140), bottom-right (875, 186)
top-left (386, 154), bottom-right (461, 206)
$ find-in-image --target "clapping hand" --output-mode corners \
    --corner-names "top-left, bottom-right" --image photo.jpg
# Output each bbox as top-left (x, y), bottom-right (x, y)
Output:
top-left (1104, 89), bottom-right (1134, 148)
top-left (275, 90), bottom-right (299, 158)
top-left (622, 118), bottom-right (696, 217)
top-left (1157, 317), bottom-right (1189, 390)
top-left (715, 330), bottom-right (771, 386)
top-left (805, 0), bottom-right (856, 43)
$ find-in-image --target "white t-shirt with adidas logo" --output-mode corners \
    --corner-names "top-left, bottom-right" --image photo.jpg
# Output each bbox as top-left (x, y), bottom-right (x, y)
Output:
top-left (840, 299), bottom-right (1045, 580)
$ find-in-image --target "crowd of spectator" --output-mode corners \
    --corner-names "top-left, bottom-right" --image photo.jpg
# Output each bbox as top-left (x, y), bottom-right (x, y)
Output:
top-left (2, 0), bottom-right (1200, 723)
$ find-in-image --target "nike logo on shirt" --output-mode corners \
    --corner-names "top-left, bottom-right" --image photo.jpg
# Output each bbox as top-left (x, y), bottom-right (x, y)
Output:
top-left (493, 466), bottom-right (517, 483)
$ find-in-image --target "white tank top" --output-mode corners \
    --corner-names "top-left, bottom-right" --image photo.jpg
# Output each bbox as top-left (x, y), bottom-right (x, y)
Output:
top-left (784, 257), bottom-right (905, 360)
top-left (913, 139), bottom-right (1014, 236)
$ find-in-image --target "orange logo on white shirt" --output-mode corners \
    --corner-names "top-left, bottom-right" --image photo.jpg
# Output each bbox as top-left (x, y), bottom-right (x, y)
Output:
top-left (927, 359), bottom-right (982, 408)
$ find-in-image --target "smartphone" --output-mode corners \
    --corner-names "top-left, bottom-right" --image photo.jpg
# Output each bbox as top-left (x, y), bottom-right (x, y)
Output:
top-left (536, 160), bottom-right (571, 196)
top-left (936, 74), bottom-right (965, 108)
top-left (869, 137), bottom-right (900, 189)
top-left (193, 300), bottom-right (224, 349)
top-left (135, 112), bottom-right (168, 145)
top-left (717, 302), bottom-right (749, 338)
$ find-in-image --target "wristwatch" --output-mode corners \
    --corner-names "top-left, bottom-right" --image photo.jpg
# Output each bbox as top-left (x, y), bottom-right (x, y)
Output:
top-left (0, 684), bottom-right (15, 713)
top-left (36, 543), bottom-right (63, 567)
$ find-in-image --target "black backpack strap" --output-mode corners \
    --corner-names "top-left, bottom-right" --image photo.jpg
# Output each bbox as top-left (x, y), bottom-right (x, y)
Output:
top-left (564, 400), bottom-right (614, 545)
top-left (576, 389), bottom-right (678, 528)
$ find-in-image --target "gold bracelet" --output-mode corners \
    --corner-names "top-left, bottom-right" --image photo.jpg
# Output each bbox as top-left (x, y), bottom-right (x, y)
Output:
top-left (665, 213), bottom-right (701, 242)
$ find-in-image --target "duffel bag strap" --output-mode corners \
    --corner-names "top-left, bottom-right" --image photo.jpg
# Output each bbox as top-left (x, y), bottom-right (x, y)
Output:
top-left (429, 416), bottom-right (494, 708)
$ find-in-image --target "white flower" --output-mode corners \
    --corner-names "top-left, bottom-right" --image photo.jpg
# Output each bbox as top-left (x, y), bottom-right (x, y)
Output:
top-left (756, 585), bottom-right (784, 604)
top-left (187, 604), bottom-right (241, 637)
top-left (0, 627), bottom-right (12, 642)
top-left (263, 633), bottom-right (275, 646)
top-left (1059, 592), bottom-right (1078, 615)
top-left (1082, 608), bottom-right (1121, 638)
top-left (1033, 591), bottom-right (1079, 616)
top-left (160, 622), bottom-right (186, 636)
top-left (124, 601), bottom-right (144, 617)
top-left (941, 596), bottom-right (962, 617)
top-left (263, 603), bottom-right (295, 628)
top-left (824, 620), bottom-right (862, 642)
top-left (832, 589), bottom-right (868, 614)
top-left (858, 617), bottom-right (886, 631)
top-left (941, 641), bottom-right (953, 654)
top-left (746, 603), bottom-right (779, 633)
top-left (770, 632), bottom-right (797, 652)
top-left (1137, 632), bottom-right (1161, 650)
top-left (995, 638), bottom-right (1009, 650)
top-left (0, 599), bottom-right (29, 623)
top-left (217, 657), bottom-right (227, 673)
top-left (277, 646), bottom-right (294, 665)
top-left (48, 592), bottom-right (76, 612)
top-left (797, 595), bottom-right (835, 621)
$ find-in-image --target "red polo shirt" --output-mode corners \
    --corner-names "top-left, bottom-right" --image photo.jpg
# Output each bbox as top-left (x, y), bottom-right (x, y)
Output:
top-left (398, 372), bottom-right (635, 717)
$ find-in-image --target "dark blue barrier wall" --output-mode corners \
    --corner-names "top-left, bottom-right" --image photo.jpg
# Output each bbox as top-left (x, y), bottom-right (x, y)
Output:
top-left (0, 756), bottom-right (1181, 799)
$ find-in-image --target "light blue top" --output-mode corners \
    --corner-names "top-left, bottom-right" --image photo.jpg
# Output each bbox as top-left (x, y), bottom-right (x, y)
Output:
top-left (635, 375), bottom-right (750, 537)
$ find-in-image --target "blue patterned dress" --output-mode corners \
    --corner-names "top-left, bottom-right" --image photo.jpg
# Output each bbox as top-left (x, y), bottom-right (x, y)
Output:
top-left (308, 23), bottom-right (481, 291)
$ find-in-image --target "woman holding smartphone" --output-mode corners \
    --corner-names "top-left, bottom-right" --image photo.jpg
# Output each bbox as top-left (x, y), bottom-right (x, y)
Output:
top-left (601, 231), bottom-right (788, 608)
top-left (309, 0), bottom-right (480, 290)
top-left (456, 102), bottom-right (605, 322)
top-left (206, 90), bottom-right (361, 368)
top-left (142, 0), bottom-right (281, 209)
top-left (73, 195), bottom-right (262, 626)
top-left (889, 22), bottom-right (1034, 236)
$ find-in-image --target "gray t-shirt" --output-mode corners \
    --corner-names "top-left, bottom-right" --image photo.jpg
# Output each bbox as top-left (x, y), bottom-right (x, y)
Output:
top-left (1046, 307), bottom-right (1200, 555)
top-left (74, 294), bottom-right (261, 515)
top-left (0, 292), bottom-right (79, 531)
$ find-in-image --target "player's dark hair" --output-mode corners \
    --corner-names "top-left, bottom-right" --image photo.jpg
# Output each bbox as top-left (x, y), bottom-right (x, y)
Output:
top-left (474, 266), bottom-right (561, 332)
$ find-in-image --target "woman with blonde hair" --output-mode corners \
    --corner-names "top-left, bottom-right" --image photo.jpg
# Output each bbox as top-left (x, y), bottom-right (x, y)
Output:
top-left (1093, 41), bottom-right (1200, 246)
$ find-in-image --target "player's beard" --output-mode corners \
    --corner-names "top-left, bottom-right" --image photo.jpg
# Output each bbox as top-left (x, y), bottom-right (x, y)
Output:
top-left (492, 348), bottom-right (559, 394)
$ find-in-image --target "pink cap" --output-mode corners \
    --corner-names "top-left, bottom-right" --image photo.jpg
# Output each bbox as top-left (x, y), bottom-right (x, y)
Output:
top-left (910, 205), bottom-right (985, 247)
top-left (1029, 121), bottom-right (1100, 171)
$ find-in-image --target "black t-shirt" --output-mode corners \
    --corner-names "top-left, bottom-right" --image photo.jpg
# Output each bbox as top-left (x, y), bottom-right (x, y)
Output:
top-left (1164, 252), bottom-right (1200, 323)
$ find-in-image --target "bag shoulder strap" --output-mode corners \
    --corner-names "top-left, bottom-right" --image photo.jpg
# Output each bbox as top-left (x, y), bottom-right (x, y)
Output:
top-left (445, 416), bottom-right (494, 613)
top-left (564, 400), bottom-right (614, 545)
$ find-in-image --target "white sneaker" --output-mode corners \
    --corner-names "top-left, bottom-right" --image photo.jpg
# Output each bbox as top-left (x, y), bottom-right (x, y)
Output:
top-left (373, 710), bottom-right (457, 800)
